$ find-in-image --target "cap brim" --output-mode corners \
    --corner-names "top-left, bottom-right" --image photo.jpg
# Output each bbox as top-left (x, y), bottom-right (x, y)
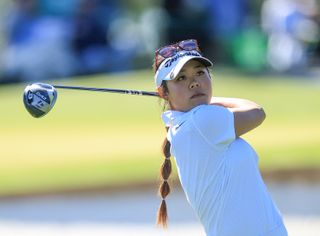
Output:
top-left (169, 56), bottom-right (213, 81)
top-left (154, 51), bottom-right (213, 88)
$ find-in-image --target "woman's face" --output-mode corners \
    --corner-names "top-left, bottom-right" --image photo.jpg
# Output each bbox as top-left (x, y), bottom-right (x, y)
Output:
top-left (162, 60), bottom-right (212, 112)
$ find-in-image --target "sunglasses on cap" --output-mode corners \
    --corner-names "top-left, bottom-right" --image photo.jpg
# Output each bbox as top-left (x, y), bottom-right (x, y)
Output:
top-left (155, 39), bottom-right (201, 71)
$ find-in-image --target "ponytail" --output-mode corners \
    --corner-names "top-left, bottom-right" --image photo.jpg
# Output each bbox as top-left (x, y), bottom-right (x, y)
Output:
top-left (157, 130), bottom-right (172, 228)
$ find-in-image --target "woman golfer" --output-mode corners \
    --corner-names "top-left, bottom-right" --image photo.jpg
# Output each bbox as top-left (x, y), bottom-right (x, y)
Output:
top-left (154, 39), bottom-right (288, 236)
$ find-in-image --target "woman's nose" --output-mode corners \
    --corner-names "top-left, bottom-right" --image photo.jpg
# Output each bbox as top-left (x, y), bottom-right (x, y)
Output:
top-left (189, 79), bottom-right (200, 89)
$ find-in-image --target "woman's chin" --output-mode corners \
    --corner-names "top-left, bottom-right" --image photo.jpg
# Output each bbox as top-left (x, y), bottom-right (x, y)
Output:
top-left (193, 98), bottom-right (209, 107)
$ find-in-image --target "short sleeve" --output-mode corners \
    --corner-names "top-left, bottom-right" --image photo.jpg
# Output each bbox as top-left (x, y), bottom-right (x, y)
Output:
top-left (191, 105), bottom-right (236, 148)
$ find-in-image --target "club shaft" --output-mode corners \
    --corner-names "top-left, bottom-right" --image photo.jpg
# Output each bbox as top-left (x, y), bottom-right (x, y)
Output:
top-left (52, 85), bottom-right (159, 97)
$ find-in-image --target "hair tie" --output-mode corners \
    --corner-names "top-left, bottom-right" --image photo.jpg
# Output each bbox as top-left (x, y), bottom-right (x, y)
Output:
top-left (165, 156), bottom-right (170, 160)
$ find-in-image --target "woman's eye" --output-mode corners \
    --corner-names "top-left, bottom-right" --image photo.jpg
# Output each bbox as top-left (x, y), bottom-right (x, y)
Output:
top-left (176, 76), bottom-right (186, 81)
top-left (197, 70), bottom-right (205, 76)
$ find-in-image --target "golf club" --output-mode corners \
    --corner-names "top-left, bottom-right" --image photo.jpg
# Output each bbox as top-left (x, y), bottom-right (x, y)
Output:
top-left (23, 82), bottom-right (159, 118)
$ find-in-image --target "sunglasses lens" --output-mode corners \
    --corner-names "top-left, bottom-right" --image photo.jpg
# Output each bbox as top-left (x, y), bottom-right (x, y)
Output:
top-left (179, 40), bottom-right (198, 51)
top-left (154, 39), bottom-right (200, 70)
top-left (159, 46), bottom-right (177, 58)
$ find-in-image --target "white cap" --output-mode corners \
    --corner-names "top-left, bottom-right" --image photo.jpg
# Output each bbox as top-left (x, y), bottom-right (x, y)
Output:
top-left (154, 50), bottom-right (213, 88)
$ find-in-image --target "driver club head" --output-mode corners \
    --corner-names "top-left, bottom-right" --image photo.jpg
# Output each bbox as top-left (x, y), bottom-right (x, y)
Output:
top-left (23, 83), bottom-right (57, 118)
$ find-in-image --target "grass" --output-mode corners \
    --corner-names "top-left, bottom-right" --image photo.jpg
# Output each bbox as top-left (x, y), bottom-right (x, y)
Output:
top-left (0, 69), bottom-right (319, 196)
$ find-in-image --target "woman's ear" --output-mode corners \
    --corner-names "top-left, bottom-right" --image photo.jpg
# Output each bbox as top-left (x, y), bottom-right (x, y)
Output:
top-left (157, 87), bottom-right (168, 100)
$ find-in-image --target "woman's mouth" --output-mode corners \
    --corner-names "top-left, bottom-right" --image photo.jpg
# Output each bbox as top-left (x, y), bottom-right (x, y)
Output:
top-left (190, 93), bottom-right (205, 99)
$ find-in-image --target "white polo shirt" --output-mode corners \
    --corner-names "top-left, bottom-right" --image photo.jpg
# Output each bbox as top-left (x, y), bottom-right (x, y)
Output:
top-left (162, 104), bottom-right (287, 236)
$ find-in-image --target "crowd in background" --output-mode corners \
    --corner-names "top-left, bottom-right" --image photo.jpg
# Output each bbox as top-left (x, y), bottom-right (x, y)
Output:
top-left (0, 0), bottom-right (319, 83)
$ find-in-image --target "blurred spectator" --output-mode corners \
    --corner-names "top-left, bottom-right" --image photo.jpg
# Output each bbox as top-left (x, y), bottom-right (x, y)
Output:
top-left (39, 0), bottom-right (79, 16)
top-left (0, 0), bottom-right (167, 83)
top-left (162, 0), bottom-right (211, 53)
top-left (160, 0), bottom-right (252, 65)
top-left (1, 0), bottom-right (76, 82)
top-left (71, 0), bottom-right (113, 74)
top-left (106, 4), bottom-right (167, 70)
top-left (4, 0), bottom-right (317, 83)
top-left (207, 0), bottom-right (248, 38)
top-left (261, 0), bottom-right (320, 72)
top-left (206, 0), bottom-right (250, 63)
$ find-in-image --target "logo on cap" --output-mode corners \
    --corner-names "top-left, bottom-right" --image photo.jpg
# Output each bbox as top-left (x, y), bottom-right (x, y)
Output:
top-left (164, 51), bottom-right (201, 68)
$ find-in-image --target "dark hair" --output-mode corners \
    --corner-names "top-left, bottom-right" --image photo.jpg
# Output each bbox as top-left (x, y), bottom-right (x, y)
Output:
top-left (153, 55), bottom-right (211, 227)
top-left (153, 61), bottom-right (171, 227)
top-left (157, 127), bottom-right (172, 228)
top-left (152, 59), bottom-right (157, 74)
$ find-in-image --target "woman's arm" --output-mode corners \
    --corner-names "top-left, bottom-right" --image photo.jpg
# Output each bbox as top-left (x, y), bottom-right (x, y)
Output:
top-left (210, 97), bottom-right (266, 137)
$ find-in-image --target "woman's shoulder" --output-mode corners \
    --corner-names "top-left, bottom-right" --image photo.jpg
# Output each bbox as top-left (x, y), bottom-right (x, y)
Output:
top-left (162, 104), bottom-right (232, 127)
top-left (191, 104), bottom-right (232, 118)
top-left (191, 104), bottom-right (235, 136)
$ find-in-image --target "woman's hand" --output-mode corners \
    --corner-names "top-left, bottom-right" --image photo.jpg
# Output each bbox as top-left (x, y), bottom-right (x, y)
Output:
top-left (210, 97), bottom-right (266, 137)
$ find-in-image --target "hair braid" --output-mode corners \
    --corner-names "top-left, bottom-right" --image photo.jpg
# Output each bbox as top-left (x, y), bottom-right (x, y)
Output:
top-left (157, 130), bottom-right (172, 228)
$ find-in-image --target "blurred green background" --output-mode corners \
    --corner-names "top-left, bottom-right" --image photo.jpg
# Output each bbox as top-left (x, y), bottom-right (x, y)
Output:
top-left (1, 69), bottom-right (319, 196)
top-left (0, 0), bottom-right (320, 198)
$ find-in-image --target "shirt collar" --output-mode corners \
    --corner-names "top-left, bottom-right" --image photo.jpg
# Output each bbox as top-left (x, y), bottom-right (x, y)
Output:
top-left (162, 105), bottom-right (203, 127)
top-left (162, 110), bottom-right (184, 127)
